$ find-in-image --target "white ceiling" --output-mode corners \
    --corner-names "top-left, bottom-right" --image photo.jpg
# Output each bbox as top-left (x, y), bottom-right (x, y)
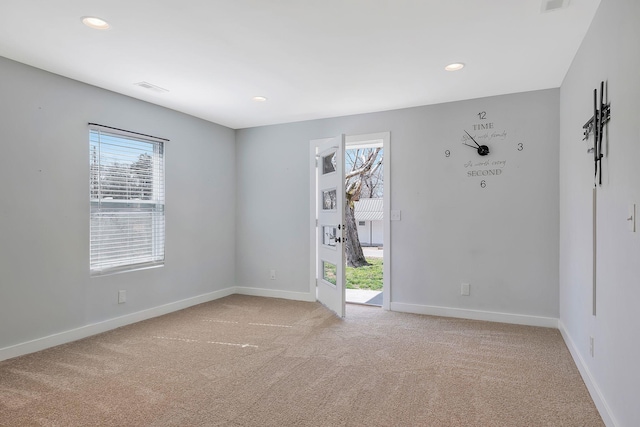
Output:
top-left (0, 0), bottom-right (600, 129)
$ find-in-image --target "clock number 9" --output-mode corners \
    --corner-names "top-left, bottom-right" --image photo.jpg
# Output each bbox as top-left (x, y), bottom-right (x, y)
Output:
top-left (480, 180), bottom-right (487, 188)
top-left (517, 143), bottom-right (524, 151)
top-left (445, 150), bottom-right (451, 157)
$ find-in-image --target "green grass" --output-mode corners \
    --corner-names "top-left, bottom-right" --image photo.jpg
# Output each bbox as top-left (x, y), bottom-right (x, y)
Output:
top-left (346, 258), bottom-right (383, 290)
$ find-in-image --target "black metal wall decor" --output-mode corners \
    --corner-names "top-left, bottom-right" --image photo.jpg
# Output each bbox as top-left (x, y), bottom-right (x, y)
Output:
top-left (582, 81), bottom-right (611, 186)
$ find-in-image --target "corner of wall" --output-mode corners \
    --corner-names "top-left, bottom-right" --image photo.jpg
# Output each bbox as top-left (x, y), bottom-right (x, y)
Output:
top-left (558, 321), bottom-right (617, 426)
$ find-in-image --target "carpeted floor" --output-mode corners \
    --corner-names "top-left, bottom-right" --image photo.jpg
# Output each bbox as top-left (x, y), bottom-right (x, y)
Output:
top-left (0, 295), bottom-right (603, 426)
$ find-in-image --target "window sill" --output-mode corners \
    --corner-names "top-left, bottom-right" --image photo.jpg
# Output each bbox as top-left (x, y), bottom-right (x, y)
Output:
top-left (90, 262), bottom-right (164, 278)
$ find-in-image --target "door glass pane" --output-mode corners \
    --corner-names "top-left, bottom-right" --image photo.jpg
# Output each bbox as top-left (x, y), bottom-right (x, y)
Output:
top-left (323, 225), bottom-right (337, 247)
top-left (322, 152), bottom-right (336, 174)
top-left (322, 261), bottom-right (337, 285)
top-left (322, 189), bottom-right (337, 210)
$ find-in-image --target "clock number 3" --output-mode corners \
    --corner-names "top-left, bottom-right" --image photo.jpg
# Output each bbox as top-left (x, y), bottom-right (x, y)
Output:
top-left (480, 180), bottom-right (487, 188)
top-left (445, 150), bottom-right (451, 157)
top-left (517, 143), bottom-right (524, 151)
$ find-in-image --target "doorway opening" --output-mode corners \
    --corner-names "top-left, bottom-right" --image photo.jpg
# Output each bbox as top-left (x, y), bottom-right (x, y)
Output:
top-left (344, 133), bottom-right (388, 308)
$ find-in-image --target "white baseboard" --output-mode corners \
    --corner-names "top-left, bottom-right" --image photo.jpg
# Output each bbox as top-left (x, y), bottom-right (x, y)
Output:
top-left (0, 287), bottom-right (236, 362)
top-left (390, 302), bottom-right (558, 328)
top-left (558, 321), bottom-right (617, 427)
top-left (234, 286), bottom-right (316, 302)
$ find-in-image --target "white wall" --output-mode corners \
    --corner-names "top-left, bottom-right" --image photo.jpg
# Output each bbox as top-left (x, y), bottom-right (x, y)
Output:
top-left (0, 57), bottom-right (236, 355)
top-left (236, 89), bottom-right (560, 324)
top-left (357, 220), bottom-right (383, 246)
top-left (559, 0), bottom-right (640, 425)
top-left (371, 221), bottom-right (383, 246)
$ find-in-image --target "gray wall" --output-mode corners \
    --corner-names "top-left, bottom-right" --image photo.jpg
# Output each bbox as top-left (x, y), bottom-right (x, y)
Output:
top-left (559, 0), bottom-right (640, 425)
top-left (236, 89), bottom-right (560, 321)
top-left (0, 57), bottom-right (236, 351)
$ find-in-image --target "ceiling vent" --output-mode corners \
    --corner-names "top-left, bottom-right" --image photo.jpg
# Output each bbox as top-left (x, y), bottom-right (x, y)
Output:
top-left (134, 81), bottom-right (169, 93)
top-left (541, 0), bottom-right (570, 13)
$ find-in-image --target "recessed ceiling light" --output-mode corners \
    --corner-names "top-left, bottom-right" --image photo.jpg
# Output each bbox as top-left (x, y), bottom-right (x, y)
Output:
top-left (81, 16), bottom-right (110, 30)
top-left (252, 96), bottom-right (268, 102)
top-left (445, 63), bottom-right (465, 71)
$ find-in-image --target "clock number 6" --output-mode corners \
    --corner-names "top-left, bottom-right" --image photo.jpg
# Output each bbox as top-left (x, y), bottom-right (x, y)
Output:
top-left (517, 143), bottom-right (524, 151)
top-left (480, 180), bottom-right (487, 188)
top-left (445, 150), bottom-right (451, 157)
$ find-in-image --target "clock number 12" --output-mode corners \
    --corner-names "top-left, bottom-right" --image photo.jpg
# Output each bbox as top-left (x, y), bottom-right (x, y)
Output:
top-left (478, 111), bottom-right (486, 120)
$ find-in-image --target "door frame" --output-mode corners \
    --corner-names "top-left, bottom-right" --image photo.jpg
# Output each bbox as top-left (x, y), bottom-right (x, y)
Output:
top-left (309, 131), bottom-right (390, 311)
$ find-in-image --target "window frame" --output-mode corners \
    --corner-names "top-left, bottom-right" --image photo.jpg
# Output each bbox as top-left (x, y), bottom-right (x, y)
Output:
top-left (89, 126), bottom-right (166, 276)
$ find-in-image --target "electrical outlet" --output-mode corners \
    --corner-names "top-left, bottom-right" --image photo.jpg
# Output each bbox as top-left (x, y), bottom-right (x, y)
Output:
top-left (270, 269), bottom-right (276, 280)
top-left (118, 290), bottom-right (126, 304)
top-left (589, 336), bottom-right (594, 357)
top-left (461, 283), bottom-right (470, 296)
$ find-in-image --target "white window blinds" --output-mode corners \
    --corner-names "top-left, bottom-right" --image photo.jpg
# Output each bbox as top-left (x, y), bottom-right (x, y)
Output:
top-left (89, 127), bottom-right (165, 274)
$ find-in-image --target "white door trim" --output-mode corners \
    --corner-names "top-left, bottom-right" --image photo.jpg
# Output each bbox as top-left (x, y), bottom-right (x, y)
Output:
top-left (309, 142), bottom-right (317, 298)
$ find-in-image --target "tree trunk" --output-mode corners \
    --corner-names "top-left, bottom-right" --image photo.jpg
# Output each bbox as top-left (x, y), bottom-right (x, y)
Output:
top-left (345, 200), bottom-right (369, 267)
top-left (343, 146), bottom-right (382, 268)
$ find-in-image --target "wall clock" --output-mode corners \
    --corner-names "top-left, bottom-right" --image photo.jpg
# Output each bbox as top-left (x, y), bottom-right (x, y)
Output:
top-left (446, 110), bottom-right (524, 188)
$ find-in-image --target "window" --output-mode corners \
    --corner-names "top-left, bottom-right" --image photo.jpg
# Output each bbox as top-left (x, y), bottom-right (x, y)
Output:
top-left (358, 221), bottom-right (366, 226)
top-left (89, 127), bottom-right (165, 274)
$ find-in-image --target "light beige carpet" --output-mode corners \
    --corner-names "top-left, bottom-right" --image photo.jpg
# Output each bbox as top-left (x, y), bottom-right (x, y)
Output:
top-left (0, 295), bottom-right (603, 426)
